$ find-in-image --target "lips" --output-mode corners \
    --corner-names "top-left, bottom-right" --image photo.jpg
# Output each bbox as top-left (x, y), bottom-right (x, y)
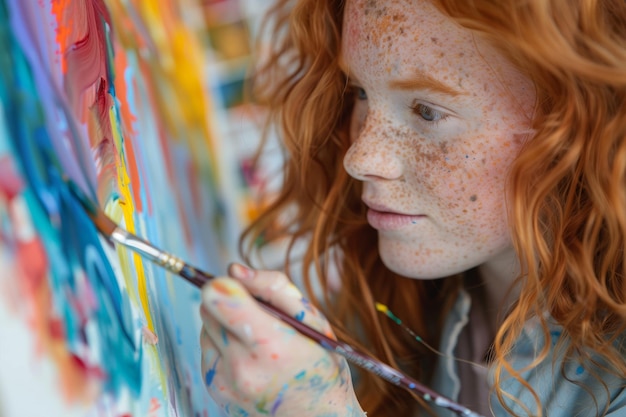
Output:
top-left (364, 201), bottom-right (426, 230)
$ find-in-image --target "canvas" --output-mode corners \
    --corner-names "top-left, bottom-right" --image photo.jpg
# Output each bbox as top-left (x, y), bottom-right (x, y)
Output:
top-left (0, 0), bottom-right (260, 415)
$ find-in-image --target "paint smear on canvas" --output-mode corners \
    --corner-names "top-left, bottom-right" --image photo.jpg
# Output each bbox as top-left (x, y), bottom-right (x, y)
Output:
top-left (0, 0), bottom-right (235, 415)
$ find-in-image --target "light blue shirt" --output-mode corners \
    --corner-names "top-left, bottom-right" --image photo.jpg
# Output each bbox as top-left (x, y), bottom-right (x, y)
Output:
top-left (427, 289), bottom-right (626, 416)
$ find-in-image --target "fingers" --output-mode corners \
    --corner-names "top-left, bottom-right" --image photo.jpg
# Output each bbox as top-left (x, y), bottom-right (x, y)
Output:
top-left (202, 277), bottom-right (293, 349)
top-left (228, 263), bottom-right (302, 304)
top-left (227, 263), bottom-right (335, 338)
top-left (200, 338), bottom-right (220, 391)
top-left (197, 273), bottom-right (365, 417)
top-left (199, 303), bottom-right (229, 351)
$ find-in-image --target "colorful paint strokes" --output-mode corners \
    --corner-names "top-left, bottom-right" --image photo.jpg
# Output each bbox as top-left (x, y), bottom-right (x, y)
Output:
top-left (0, 0), bottom-right (257, 415)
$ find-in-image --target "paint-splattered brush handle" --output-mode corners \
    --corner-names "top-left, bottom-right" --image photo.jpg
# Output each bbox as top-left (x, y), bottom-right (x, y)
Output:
top-left (259, 301), bottom-right (483, 417)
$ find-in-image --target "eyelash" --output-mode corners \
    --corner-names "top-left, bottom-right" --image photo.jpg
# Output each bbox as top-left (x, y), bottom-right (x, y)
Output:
top-left (349, 85), bottom-right (449, 125)
top-left (352, 86), bottom-right (367, 101)
top-left (409, 102), bottom-right (448, 124)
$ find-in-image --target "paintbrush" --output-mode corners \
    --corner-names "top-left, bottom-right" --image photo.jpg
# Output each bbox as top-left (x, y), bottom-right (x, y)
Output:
top-left (68, 182), bottom-right (485, 417)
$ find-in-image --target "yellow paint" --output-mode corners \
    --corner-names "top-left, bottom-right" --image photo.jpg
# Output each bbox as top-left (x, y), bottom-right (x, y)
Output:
top-left (110, 106), bottom-right (156, 333)
top-left (101, 0), bottom-right (228, 407)
top-left (283, 283), bottom-right (304, 299)
top-left (375, 302), bottom-right (389, 314)
top-left (135, 0), bottom-right (220, 182)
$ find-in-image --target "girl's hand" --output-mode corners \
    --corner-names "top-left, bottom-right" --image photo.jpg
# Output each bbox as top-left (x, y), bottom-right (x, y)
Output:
top-left (199, 264), bottom-right (365, 417)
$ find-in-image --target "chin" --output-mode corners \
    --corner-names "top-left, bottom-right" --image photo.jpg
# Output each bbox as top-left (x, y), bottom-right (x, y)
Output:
top-left (378, 243), bottom-right (473, 280)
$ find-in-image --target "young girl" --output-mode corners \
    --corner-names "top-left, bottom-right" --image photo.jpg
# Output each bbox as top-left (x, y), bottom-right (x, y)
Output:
top-left (198, 0), bottom-right (626, 415)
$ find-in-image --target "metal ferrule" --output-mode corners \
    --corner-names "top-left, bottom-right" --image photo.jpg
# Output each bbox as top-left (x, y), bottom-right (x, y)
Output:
top-left (111, 228), bottom-right (184, 273)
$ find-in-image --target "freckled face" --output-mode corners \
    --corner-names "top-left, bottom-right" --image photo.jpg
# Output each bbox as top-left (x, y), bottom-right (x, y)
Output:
top-left (341, 0), bottom-right (535, 279)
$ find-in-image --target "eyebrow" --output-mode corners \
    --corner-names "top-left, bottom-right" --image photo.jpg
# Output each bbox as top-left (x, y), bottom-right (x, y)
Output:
top-left (389, 72), bottom-right (466, 97)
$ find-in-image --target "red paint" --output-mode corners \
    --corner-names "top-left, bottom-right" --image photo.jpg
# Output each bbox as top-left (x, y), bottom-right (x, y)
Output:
top-left (69, 353), bottom-right (106, 380)
top-left (17, 239), bottom-right (49, 299)
top-left (48, 318), bottom-right (65, 340)
top-left (0, 156), bottom-right (24, 200)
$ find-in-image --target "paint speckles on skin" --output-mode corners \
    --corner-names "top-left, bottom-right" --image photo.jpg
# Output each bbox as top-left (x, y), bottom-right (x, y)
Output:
top-left (204, 356), bottom-right (219, 388)
top-left (254, 397), bottom-right (270, 415)
top-left (221, 326), bottom-right (229, 345)
top-left (212, 279), bottom-right (242, 297)
top-left (242, 323), bottom-right (253, 341)
top-left (270, 384), bottom-right (289, 416)
top-left (225, 404), bottom-right (250, 417)
top-left (295, 310), bottom-right (305, 321)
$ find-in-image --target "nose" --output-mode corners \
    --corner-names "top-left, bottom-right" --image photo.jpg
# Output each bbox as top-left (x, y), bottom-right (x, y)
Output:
top-left (343, 112), bottom-right (404, 181)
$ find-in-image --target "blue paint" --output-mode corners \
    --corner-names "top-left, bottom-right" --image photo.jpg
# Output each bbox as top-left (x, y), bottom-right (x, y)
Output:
top-left (270, 384), bottom-right (289, 416)
top-left (225, 404), bottom-right (250, 417)
top-left (204, 369), bottom-right (216, 387)
top-left (221, 325), bottom-right (229, 345)
top-left (309, 375), bottom-right (323, 388)
top-left (295, 310), bottom-right (305, 322)
top-left (0, 1), bottom-right (144, 397)
top-left (0, 1), bottom-right (228, 415)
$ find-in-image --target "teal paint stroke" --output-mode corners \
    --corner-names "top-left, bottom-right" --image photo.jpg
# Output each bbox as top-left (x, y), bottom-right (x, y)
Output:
top-left (0, 0), bottom-right (141, 398)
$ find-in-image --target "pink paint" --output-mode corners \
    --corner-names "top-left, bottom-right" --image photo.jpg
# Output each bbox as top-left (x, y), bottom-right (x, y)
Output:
top-left (0, 156), bottom-right (24, 200)
top-left (142, 327), bottom-right (159, 345)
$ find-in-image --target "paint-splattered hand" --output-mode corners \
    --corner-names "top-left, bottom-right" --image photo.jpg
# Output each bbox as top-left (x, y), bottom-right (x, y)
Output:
top-left (199, 264), bottom-right (365, 417)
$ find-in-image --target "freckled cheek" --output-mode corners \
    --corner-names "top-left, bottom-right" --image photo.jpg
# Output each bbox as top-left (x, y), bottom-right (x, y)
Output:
top-left (411, 152), bottom-right (511, 214)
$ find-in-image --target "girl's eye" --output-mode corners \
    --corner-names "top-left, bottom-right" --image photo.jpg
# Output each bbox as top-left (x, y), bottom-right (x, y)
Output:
top-left (354, 86), bottom-right (367, 100)
top-left (411, 102), bottom-right (446, 122)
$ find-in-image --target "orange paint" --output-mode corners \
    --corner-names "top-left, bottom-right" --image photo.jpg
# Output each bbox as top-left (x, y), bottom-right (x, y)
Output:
top-left (112, 51), bottom-right (137, 138)
top-left (51, 0), bottom-right (74, 73)
top-left (212, 280), bottom-right (234, 297)
top-left (113, 49), bottom-right (144, 213)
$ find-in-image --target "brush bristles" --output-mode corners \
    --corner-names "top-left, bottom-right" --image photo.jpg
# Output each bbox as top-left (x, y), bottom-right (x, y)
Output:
top-left (66, 179), bottom-right (119, 236)
top-left (89, 207), bottom-right (119, 236)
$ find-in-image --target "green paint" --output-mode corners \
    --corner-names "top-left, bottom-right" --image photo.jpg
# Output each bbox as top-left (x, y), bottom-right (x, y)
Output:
top-left (383, 308), bottom-right (403, 326)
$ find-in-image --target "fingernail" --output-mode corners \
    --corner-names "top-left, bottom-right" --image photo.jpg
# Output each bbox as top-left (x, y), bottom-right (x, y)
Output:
top-left (230, 263), bottom-right (255, 280)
